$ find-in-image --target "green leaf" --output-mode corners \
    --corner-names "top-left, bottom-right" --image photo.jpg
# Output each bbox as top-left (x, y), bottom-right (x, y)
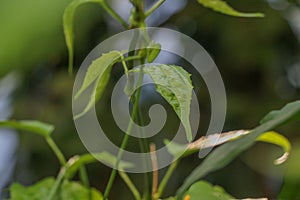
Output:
top-left (75, 51), bottom-right (121, 99)
top-left (10, 178), bottom-right (55, 200)
top-left (131, 64), bottom-right (193, 141)
top-left (74, 51), bottom-right (123, 118)
top-left (165, 130), bottom-right (291, 165)
top-left (9, 178), bottom-right (103, 200)
top-left (184, 181), bottom-right (234, 200)
top-left (66, 152), bottom-right (134, 179)
top-left (74, 66), bottom-right (111, 119)
top-left (256, 131), bottom-right (291, 165)
top-left (0, 120), bottom-right (54, 137)
top-left (260, 103), bottom-right (300, 124)
top-left (63, 0), bottom-right (104, 73)
top-left (60, 181), bottom-right (103, 200)
top-left (90, 188), bottom-right (103, 200)
top-left (176, 101), bottom-right (300, 197)
top-left (197, 0), bottom-right (264, 17)
top-left (147, 42), bottom-right (161, 63)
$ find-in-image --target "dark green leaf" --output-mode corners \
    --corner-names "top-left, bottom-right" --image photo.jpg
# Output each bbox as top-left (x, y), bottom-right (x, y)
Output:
top-left (0, 120), bottom-right (54, 137)
top-left (184, 181), bottom-right (234, 200)
top-left (260, 101), bottom-right (300, 124)
top-left (131, 64), bottom-right (193, 141)
top-left (177, 101), bottom-right (300, 196)
top-left (197, 0), bottom-right (264, 17)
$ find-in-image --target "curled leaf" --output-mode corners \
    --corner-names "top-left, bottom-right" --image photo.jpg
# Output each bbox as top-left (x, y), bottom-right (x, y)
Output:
top-left (256, 131), bottom-right (291, 165)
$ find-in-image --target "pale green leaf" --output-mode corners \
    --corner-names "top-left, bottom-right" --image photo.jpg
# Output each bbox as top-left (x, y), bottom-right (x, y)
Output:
top-left (61, 181), bottom-right (103, 200)
top-left (197, 0), bottom-right (264, 17)
top-left (75, 51), bottom-right (121, 99)
top-left (74, 66), bottom-right (111, 119)
top-left (63, 0), bottom-right (104, 73)
top-left (0, 120), bottom-right (54, 137)
top-left (184, 181), bottom-right (234, 200)
top-left (177, 101), bottom-right (300, 197)
top-left (10, 178), bottom-right (55, 200)
top-left (131, 64), bottom-right (193, 141)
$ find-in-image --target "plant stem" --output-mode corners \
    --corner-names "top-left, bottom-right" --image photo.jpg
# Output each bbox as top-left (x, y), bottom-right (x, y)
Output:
top-left (125, 55), bottom-right (143, 62)
top-left (79, 165), bottom-right (90, 188)
top-left (47, 167), bottom-right (66, 200)
top-left (154, 160), bottom-right (179, 200)
top-left (120, 53), bottom-right (129, 75)
top-left (45, 136), bottom-right (67, 166)
top-left (145, 0), bottom-right (166, 17)
top-left (103, 67), bottom-right (145, 200)
top-left (119, 171), bottom-right (142, 200)
top-left (104, 1), bottom-right (150, 198)
top-left (100, 0), bottom-right (128, 29)
top-left (129, 0), bottom-right (146, 28)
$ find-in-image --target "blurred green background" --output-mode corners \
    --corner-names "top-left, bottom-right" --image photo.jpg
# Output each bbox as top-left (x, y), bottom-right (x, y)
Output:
top-left (1, 0), bottom-right (300, 199)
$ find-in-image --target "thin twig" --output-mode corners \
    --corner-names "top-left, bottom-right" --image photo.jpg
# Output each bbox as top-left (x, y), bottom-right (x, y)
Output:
top-left (145, 0), bottom-right (166, 17)
top-left (45, 136), bottom-right (66, 166)
top-left (154, 160), bottom-right (179, 200)
top-left (100, 0), bottom-right (128, 29)
top-left (118, 171), bottom-right (142, 200)
top-left (150, 143), bottom-right (158, 200)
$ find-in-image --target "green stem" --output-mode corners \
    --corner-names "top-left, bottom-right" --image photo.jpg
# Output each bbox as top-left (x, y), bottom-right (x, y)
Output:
top-left (119, 171), bottom-right (142, 200)
top-left (45, 136), bottom-right (67, 166)
top-left (125, 55), bottom-right (143, 62)
top-left (145, 0), bottom-right (166, 17)
top-left (154, 160), bottom-right (179, 200)
top-left (103, 1), bottom-right (149, 198)
top-left (120, 53), bottom-right (129, 75)
top-left (103, 68), bottom-right (145, 200)
top-left (100, 0), bottom-right (128, 29)
top-left (137, 58), bottom-right (152, 199)
top-left (79, 165), bottom-right (90, 188)
top-left (47, 167), bottom-right (66, 200)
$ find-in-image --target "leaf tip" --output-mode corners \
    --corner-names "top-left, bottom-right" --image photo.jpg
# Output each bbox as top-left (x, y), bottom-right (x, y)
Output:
top-left (274, 152), bottom-right (289, 165)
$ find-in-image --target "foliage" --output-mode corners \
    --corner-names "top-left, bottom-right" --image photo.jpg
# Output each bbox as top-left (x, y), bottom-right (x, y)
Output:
top-left (9, 178), bottom-right (103, 200)
top-left (1, 0), bottom-right (299, 200)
